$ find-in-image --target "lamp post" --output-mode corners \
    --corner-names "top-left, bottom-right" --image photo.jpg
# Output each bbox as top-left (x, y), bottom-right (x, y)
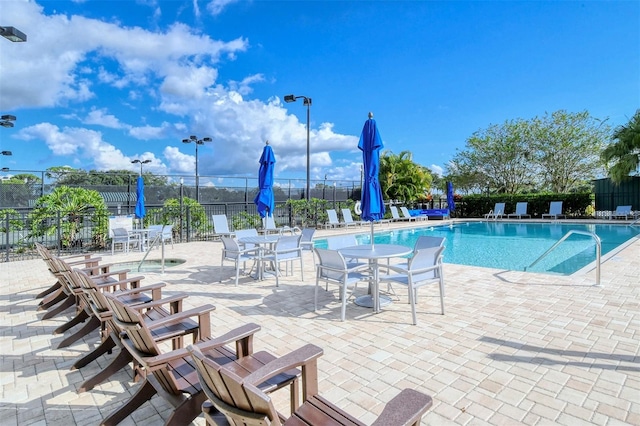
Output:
top-left (284, 94), bottom-right (312, 201)
top-left (182, 135), bottom-right (212, 203)
top-left (0, 27), bottom-right (27, 42)
top-left (131, 159), bottom-right (151, 176)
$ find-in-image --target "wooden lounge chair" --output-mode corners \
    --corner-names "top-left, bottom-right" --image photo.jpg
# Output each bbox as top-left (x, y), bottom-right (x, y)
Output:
top-left (101, 293), bottom-right (299, 426)
top-left (188, 342), bottom-right (433, 426)
top-left (71, 268), bottom-right (201, 392)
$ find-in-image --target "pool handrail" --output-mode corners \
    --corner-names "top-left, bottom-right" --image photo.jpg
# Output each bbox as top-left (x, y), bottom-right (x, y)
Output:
top-left (137, 226), bottom-right (167, 273)
top-left (525, 230), bottom-right (601, 286)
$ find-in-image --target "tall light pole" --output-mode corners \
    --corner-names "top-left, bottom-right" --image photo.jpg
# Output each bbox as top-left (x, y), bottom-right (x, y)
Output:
top-left (182, 135), bottom-right (212, 203)
top-left (284, 94), bottom-right (312, 201)
top-left (131, 159), bottom-right (151, 175)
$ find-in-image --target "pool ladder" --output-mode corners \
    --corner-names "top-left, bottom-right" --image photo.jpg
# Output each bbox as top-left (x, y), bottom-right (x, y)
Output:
top-left (137, 227), bottom-right (167, 273)
top-left (525, 230), bottom-right (601, 286)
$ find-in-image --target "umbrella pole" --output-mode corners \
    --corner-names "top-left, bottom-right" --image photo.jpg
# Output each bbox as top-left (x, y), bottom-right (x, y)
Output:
top-left (370, 221), bottom-right (375, 248)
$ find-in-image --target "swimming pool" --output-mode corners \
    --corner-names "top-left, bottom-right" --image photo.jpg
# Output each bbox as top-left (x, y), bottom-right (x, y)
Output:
top-left (316, 222), bottom-right (640, 275)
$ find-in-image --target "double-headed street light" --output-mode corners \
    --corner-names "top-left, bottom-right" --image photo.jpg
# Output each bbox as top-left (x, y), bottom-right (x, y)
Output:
top-left (284, 94), bottom-right (312, 201)
top-left (1, 115), bottom-right (16, 128)
top-left (131, 159), bottom-right (151, 175)
top-left (182, 135), bottom-right (212, 203)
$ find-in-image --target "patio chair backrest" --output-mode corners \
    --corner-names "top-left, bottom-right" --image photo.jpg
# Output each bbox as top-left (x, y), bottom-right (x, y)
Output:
top-left (409, 246), bottom-right (445, 282)
top-left (549, 201), bottom-right (563, 215)
top-left (314, 248), bottom-right (349, 281)
top-left (326, 209), bottom-right (340, 225)
top-left (221, 236), bottom-right (244, 260)
top-left (300, 228), bottom-right (315, 250)
top-left (326, 235), bottom-right (357, 250)
top-left (212, 214), bottom-right (232, 233)
top-left (112, 227), bottom-right (130, 240)
top-left (494, 203), bottom-right (505, 215)
top-left (263, 215), bottom-right (277, 230)
top-left (414, 236), bottom-right (444, 251)
top-left (341, 208), bottom-right (355, 223)
top-left (390, 206), bottom-right (401, 219)
top-left (615, 205), bottom-right (631, 214)
top-left (400, 206), bottom-right (413, 218)
top-left (515, 202), bottom-right (528, 215)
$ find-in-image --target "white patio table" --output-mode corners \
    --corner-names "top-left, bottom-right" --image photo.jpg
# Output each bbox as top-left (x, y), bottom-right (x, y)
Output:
top-left (338, 244), bottom-right (412, 313)
top-left (238, 234), bottom-right (280, 280)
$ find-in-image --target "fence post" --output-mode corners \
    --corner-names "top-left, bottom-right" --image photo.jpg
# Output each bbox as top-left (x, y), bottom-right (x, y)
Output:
top-left (185, 205), bottom-right (191, 243)
top-left (4, 212), bottom-right (9, 262)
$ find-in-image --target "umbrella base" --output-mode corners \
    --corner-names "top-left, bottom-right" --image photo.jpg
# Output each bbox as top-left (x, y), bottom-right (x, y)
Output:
top-left (354, 294), bottom-right (392, 309)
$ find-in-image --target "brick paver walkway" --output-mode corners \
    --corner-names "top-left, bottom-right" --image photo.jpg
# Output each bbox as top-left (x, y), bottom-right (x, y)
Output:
top-left (1, 220), bottom-right (638, 425)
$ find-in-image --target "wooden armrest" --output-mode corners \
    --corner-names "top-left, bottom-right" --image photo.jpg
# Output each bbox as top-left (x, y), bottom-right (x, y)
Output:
top-left (66, 256), bottom-right (102, 266)
top-left (89, 267), bottom-right (129, 279)
top-left (110, 282), bottom-right (165, 300)
top-left (129, 293), bottom-right (188, 312)
top-left (146, 304), bottom-right (215, 335)
top-left (192, 322), bottom-right (261, 357)
top-left (244, 344), bottom-right (323, 394)
top-left (371, 389), bottom-right (433, 426)
top-left (94, 275), bottom-right (145, 290)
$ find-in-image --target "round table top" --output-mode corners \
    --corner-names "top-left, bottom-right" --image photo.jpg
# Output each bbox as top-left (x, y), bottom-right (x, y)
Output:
top-left (338, 244), bottom-right (412, 259)
top-left (238, 235), bottom-right (280, 244)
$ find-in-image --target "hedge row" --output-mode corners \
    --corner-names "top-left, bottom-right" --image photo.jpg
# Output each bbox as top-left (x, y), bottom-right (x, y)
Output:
top-left (456, 193), bottom-right (592, 218)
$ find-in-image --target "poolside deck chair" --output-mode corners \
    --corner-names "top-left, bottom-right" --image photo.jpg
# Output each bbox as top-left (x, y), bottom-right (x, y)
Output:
top-left (260, 235), bottom-right (304, 286)
top-left (220, 236), bottom-right (260, 286)
top-left (313, 248), bottom-right (369, 321)
top-left (379, 246), bottom-right (445, 325)
top-left (507, 202), bottom-right (531, 219)
top-left (484, 203), bottom-right (505, 220)
top-left (102, 294), bottom-right (299, 426)
top-left (111, 227), bottom-right (140, 254)
top-left (390, 205), bottom-right (411, 222)
top-left (189, 341), bottom-right (433, 426)
top-left (71, 268), bottom-right (202, 392)
top-left (147, 224), bottom-right (174, 248)
top-left (212, 214), bottom-right (234, 239)
top-left (402, 206), bottom-right (428, 221)
top-left (542, 201), bottom-right (565, 219)
top-left (261, 215), bottom-right (299, 235)
top-left (610, 205), bottom-right (632, 220)
top-left (400, 206), bottom-right (419, 222)
top-left (341, 208), bottom-right (365, 226)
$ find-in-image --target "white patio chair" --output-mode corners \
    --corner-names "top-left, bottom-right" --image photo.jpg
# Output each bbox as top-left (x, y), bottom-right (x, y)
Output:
top-left (610, 205), bottom-right (632, 220)
top-left (219, 236), bottom-right (259, 286)
top-left (110, 227), bottom-right (140, 254)
top-left (400, 206), bottom-right (419, 222)
top-left (300, 227), bottom-right (316, 251)
top-left (212, 214), bottom-right (234, 239)
top-left (262, 215), bottom-right (299, 235)
top-left (507, 202), bottom-right (531, 219)
top-left (313, 248), bottom-right (370, 321)
top-left (541, 201), bottom-right (564, 219)
top-left (341, 208), bottom-right (364, 227)
top-left (484, 202), bottom-right (505, 220)
top-left (260, 235), bottom-right (304, 286)
top-left (323, 209), bottom-right (344, 228)
top-left (379, 246), bottom-right (445, 325)
top-left (147, 224), bottom-right (174, 248)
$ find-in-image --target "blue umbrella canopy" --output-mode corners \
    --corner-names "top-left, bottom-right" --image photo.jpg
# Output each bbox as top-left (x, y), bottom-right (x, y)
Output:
top-left (134, 176), bottom-right (146, 219)
top-left (446, 181), bottom-right (455, 212)
top-left (359, 114), bottom-right (386, 223)
top-left (254, 143), bottom-right (276, 218)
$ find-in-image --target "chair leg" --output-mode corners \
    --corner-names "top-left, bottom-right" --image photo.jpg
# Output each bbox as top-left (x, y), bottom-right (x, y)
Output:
top-left (54, 309), bottom-right (90, 334)
top-left (36, 281), bottom-right (62, 300)
top-left (164, 391), bottom-right (206, 426)
top-left (56, 316), bottom-right (100, 348)
top-left (409, 285), bottom-right (417, 325)
top-left (72, 334), bottom-right (117, 370)
top-left (100, 379), bottom-right (157, 426)
top-left (38, 288), bottom-right (69, 310)
top-left (40, 295), bottom-right (75, 319)
top-left (78, 349), bottom-right (132, 392)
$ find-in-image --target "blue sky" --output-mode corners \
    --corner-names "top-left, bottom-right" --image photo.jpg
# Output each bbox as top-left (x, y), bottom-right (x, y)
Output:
top-left (1, 0), bottom-right (638, 189)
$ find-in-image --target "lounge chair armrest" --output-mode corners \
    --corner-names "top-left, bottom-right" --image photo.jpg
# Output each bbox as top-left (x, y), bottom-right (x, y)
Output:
top-left (140, 347), bottom-right (190, 367)
top-left (244, 344), bottom-right (323, 394)
top-left (129, 293), bottom-right (188, 312)
top-left (110, 282), bottom-right (165, 299)
top-left (192, 322), bottom-right (261, 357)
top-left (94, 275), bottom-right (145, 291)
top-left (146, 304), bottom-right (215, 338)
top-left (385, 264), bottom-right (409, 274)
top-left (83, 264), bottom-right (123, 276)
top-left (371, 389), bottom-right (433, 426)
top-left (66, 256), bottom-right (102, 266)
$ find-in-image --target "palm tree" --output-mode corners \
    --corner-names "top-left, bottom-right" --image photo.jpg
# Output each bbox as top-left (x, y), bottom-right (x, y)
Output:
top-left (601, 110), bottom-right (640, 183)
top-left (380, 151), bottom-right (432, 203)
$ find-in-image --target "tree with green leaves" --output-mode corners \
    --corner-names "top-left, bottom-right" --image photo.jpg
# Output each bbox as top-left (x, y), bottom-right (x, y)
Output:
top-left (448, 110), bottom-right (608, 194)
top-left (601, 110), bottom-right (640, 183)
top-left (28, 186), bottom-right (109, 248)
top-left (379, 151), bottom-right (432, 203)
top-left (46, 166), bottom-right (168, 186)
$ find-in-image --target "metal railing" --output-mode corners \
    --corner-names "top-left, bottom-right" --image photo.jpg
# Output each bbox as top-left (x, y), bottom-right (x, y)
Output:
top-left (525, 230), bottom-right (601, 286)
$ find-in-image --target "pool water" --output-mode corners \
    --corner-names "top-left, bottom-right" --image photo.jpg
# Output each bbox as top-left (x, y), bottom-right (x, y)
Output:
top-left (110, 258), bottom-right (186, 273)
top-left (316, 222), bottom-right (640, 275)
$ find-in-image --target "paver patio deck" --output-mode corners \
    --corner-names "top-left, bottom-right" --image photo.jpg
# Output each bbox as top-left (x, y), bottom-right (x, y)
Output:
top-left (1, 220), bottom-right (638, 425)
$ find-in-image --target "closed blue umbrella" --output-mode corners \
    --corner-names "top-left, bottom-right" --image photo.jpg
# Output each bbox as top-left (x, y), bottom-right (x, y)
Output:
top-left (254, 142), bottom-right (276, 218)
top-left (446, 181), bottom-right (455, 214)
top-left (134, 176), bottom-right (146, 220)
top-left (359, 113), bottom-right (386, 247)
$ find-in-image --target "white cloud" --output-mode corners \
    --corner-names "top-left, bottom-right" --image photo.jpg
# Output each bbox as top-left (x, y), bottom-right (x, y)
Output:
top-left (206, 0), bottom-right (240, 16)
top-left (430, 164), bottom-right (444, 176)
top-left (82, 108), bottom-right (129, 129)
